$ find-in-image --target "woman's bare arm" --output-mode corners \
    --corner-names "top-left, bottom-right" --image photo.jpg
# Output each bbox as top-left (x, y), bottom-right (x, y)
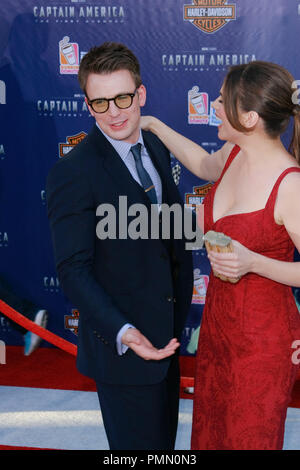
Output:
top-left (141, 116), bottom-right (234, 182)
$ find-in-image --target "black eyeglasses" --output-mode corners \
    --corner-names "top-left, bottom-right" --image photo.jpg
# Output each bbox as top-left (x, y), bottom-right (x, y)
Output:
top-left (86, 88), bottom-right (138, 113)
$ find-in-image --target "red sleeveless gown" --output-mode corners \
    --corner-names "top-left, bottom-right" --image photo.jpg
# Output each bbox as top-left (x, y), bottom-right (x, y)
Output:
top-left (191, 145), bottom-right (300, 450)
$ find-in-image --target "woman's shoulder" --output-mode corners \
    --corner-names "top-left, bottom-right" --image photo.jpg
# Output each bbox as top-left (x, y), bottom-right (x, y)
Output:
top-left (275, 163), bottom-right (300, 222)
top-left (218, 141), bottom-right (239, 169)
top-left (274, 172), bottom-right (300, 230)
top-left (277, 150), bottom-right (300, 184)
top-left (278, 166), bottom-right (300, 191)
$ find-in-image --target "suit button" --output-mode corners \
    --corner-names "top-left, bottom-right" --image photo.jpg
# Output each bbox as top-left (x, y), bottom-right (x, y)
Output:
top-left (167, 296), bottom-right (173, 302)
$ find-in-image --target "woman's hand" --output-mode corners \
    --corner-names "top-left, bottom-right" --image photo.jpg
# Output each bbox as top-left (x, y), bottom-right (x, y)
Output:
top-left (140, 115), bottom-right (157, 132)
top-left (207, 240), bottom-right (256, 280)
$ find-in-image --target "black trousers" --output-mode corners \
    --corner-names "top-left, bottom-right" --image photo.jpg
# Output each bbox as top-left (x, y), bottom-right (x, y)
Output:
top-left (96, 356), bottom-right (180, 450)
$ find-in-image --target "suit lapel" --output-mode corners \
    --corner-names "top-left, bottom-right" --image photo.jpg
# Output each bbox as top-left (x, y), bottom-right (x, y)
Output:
top-left (90, 125), bottom-right (151, 206)
top-left (90, 125), bottom-right (184, 214)
top-left (91, 125), bottom-right (178, 208)
top-left (90, 125), bottom-right (186, 258)
top-left (142, 131), bottom-right (181, 207)
top-left (142, 131), bottom-right (187, 260)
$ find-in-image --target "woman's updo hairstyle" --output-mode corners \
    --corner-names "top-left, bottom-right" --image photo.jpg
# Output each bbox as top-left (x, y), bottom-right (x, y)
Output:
top-left (223, 61), bottom-right (300, 163)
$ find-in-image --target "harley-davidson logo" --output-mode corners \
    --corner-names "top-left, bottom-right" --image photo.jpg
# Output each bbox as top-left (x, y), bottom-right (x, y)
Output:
top-left (186, 183), bottom-right (213, 207)
top-left (183, 0), bottom-right (236, 34)
top-left (64, 309), bottom-right (80, 335)
top-left (59, 131), bottom-right (87, 157)
top-left (185, 183), bottom-right (213, 233)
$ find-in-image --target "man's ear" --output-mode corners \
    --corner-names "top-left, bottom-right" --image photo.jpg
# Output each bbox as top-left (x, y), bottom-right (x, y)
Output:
top-left (85, 96), bottom-right (95, 117)
top-left (137, 84), bottom-right (146, 108)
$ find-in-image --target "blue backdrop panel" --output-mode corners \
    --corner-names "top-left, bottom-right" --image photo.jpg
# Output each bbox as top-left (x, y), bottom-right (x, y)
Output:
top-left (0, 0), bottom-right (300, 354)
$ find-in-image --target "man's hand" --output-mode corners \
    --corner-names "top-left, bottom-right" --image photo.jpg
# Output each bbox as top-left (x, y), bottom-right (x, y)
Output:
top-left (121, 328), bottom-right (180, 361)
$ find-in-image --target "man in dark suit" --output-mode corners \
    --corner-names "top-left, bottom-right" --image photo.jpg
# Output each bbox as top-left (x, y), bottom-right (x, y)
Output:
top-left (46, 42), bottom-right (193, 450)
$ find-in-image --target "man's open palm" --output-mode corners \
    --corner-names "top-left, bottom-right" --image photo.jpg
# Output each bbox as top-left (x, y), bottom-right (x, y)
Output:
top-left (122, 328), bottom-right (180, 361)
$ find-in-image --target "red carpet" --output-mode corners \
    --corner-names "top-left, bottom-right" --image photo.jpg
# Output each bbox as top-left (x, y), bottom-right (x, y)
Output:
top-left (1, 346), bottom-right (300, 406)
top-left (0, 346), bottom-right (96, 391)
top-left (0, 346), bottom-right (194, 398)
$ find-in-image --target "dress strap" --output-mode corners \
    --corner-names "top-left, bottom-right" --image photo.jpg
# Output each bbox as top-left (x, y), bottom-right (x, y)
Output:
top-left (265, 166), bottom-right (300, 213)
top-left (218, 145), bottom-right (241, 181)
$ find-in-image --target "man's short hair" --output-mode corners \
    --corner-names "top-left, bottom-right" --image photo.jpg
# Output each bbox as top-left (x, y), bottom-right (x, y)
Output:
top-left (78, 42), bottom-right (142, 95)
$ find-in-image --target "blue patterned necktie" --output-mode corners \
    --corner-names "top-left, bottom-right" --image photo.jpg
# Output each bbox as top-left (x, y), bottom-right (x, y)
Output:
top-left (131, 143), bottom-right (158, 204)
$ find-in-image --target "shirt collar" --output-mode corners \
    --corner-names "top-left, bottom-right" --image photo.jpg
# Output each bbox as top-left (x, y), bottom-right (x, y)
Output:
top-left (96, 123), bottom-right (145, 163)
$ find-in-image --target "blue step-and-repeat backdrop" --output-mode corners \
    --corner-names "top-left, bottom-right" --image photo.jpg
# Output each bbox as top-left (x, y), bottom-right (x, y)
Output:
top-left (1, 0), bottom-right (300, 354)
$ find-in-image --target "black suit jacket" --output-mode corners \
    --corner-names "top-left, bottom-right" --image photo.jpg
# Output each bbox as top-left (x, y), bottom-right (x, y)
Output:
top-left (46, 125), bottom-right (193, 385)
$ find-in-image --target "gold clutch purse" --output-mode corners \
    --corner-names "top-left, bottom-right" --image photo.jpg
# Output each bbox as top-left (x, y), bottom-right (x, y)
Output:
top-left (203, 230), bottom-right (240, 284)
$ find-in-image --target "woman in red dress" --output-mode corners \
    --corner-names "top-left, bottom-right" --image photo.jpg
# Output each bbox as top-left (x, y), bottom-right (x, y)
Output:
top-left (141, 61), bottom-right (300, 450)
